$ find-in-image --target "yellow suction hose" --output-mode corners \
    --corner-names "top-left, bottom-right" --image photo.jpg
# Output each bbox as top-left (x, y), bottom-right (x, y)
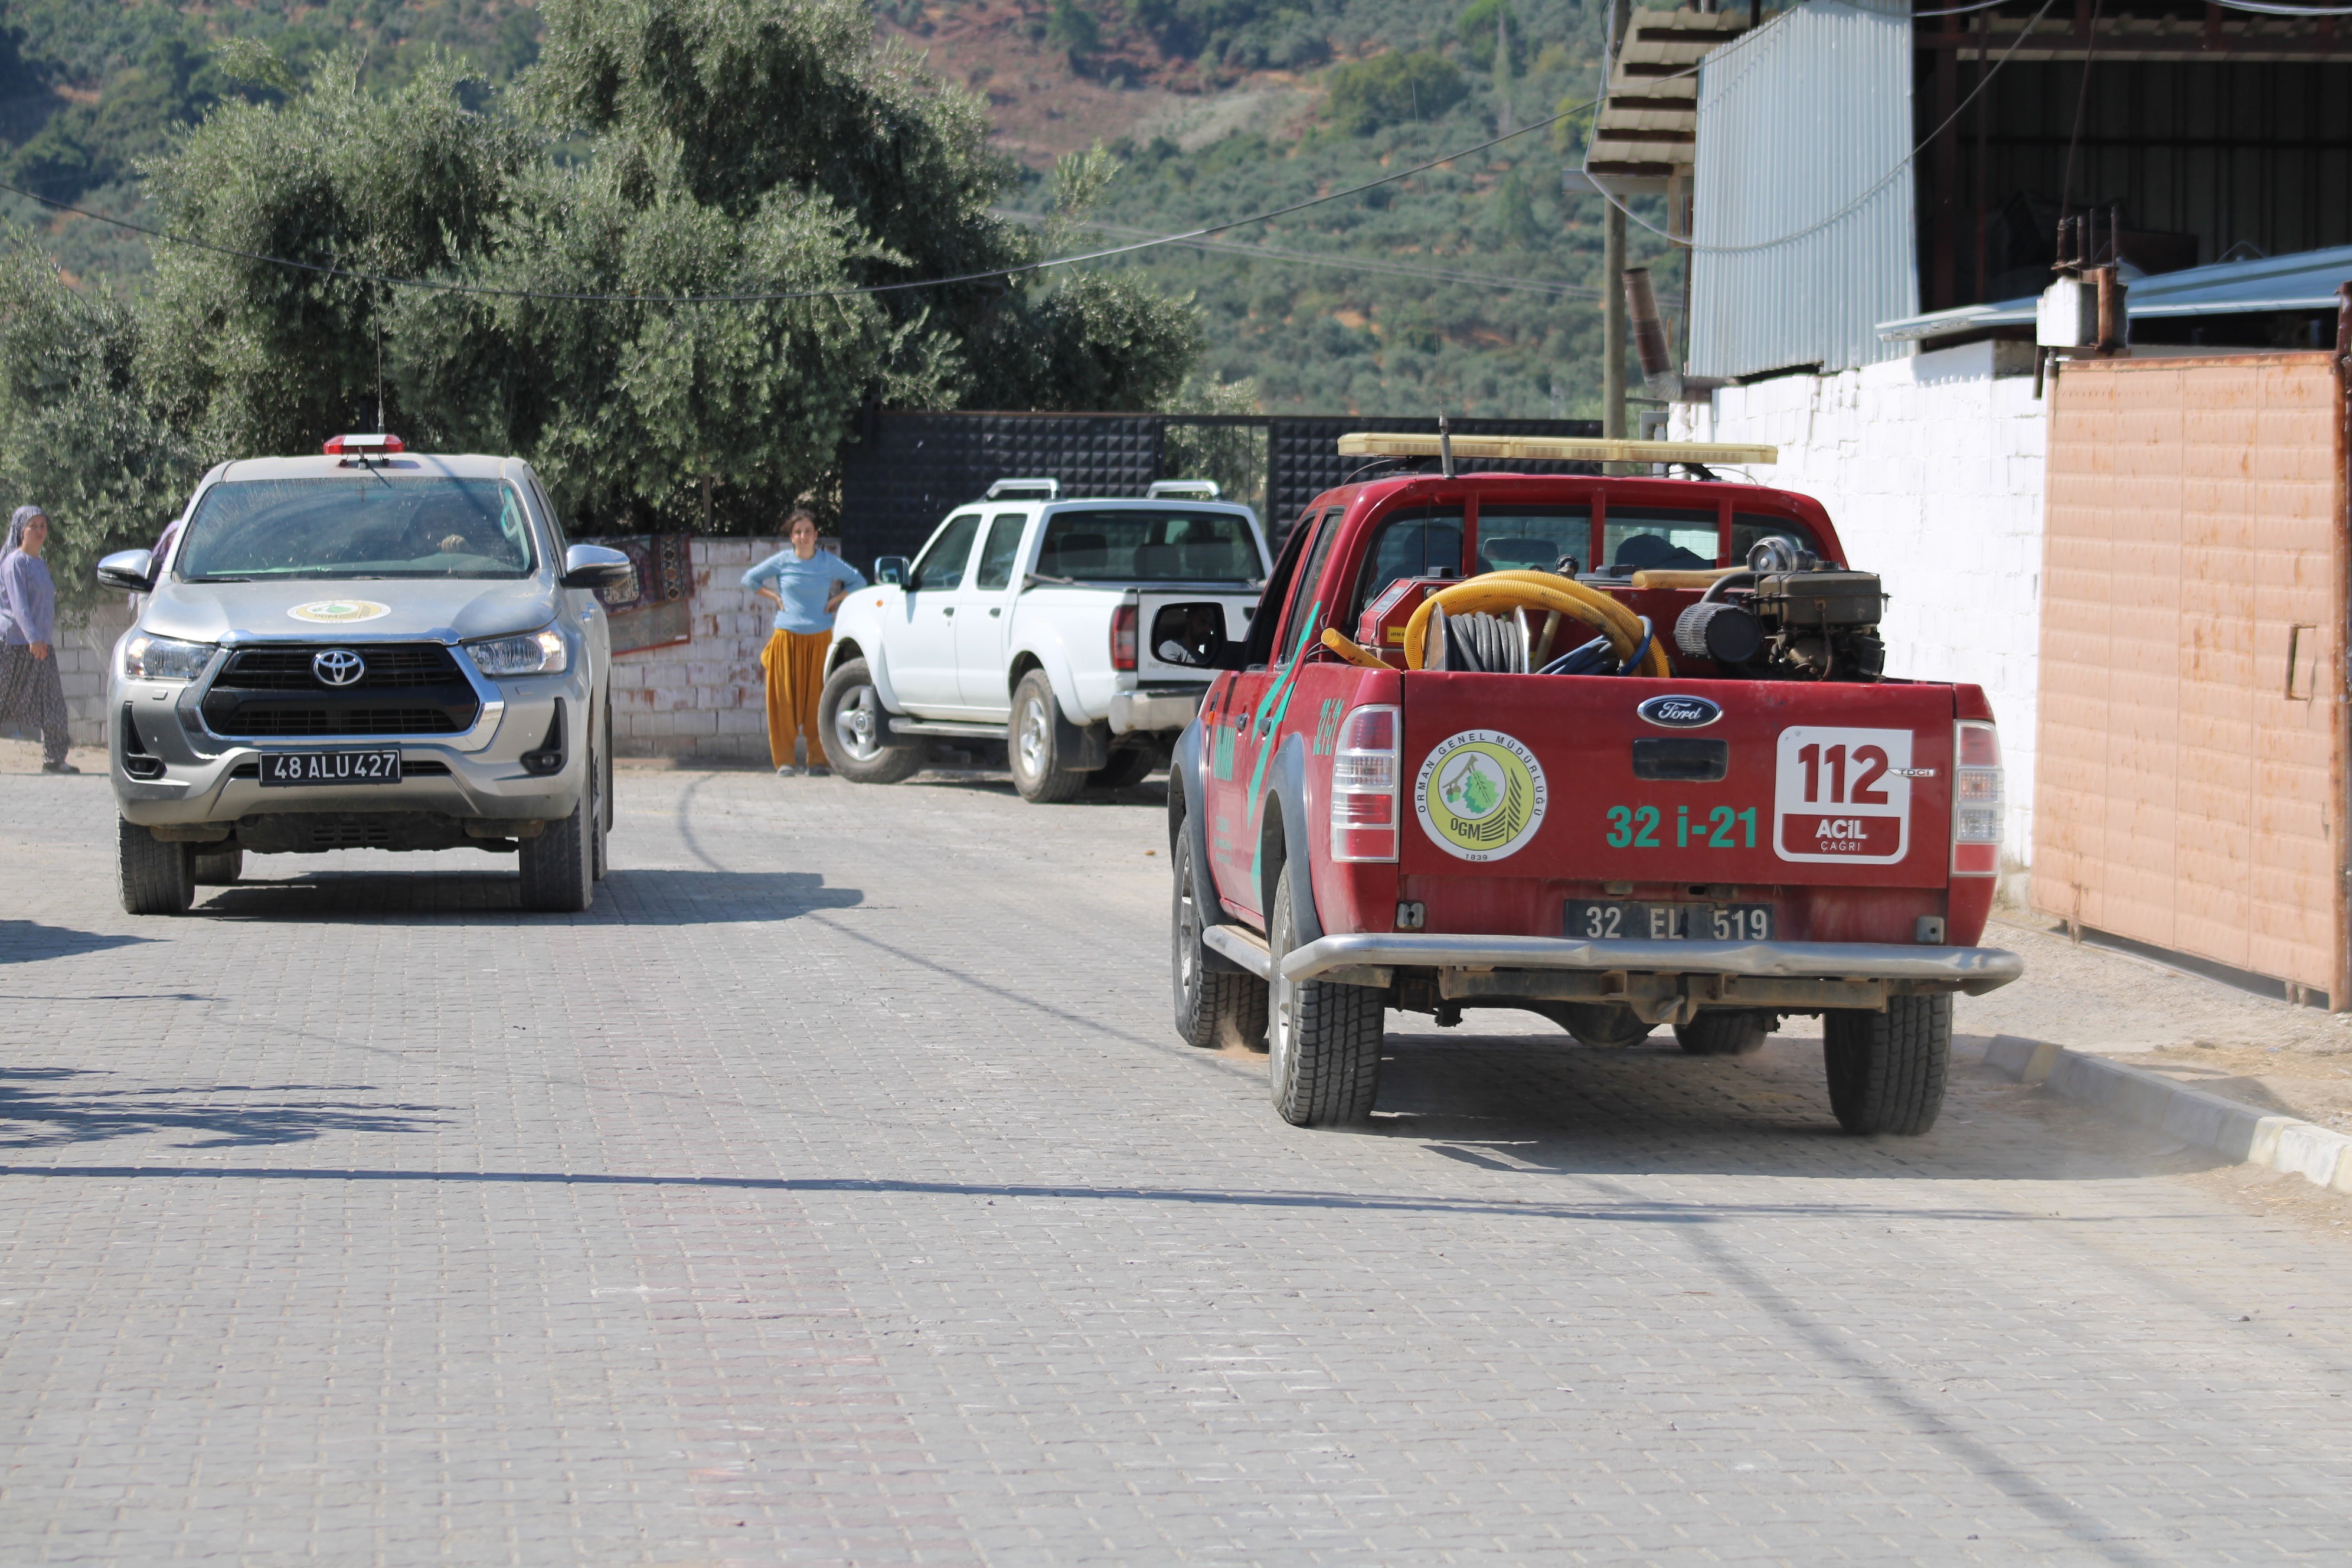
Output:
top-left (1401, 571), bottom-right (1671, 677)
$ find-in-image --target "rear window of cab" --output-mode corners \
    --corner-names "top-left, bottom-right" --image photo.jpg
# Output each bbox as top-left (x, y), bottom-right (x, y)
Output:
top-left (1332, 494), bottom-right (1830, 634)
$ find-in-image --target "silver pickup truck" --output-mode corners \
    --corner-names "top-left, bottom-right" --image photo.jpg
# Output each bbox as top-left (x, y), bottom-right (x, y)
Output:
top-left (97, 438), bottom-right (634, 915)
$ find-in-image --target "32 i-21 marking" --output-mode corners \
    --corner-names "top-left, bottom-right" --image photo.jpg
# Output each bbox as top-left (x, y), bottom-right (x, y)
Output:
top-left (1605, 804), bottom-right (1758, 849)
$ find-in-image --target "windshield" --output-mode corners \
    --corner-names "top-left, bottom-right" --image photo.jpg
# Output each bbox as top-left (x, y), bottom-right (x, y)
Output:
top-left (1035, 508), bottom-right (1260, 583)
top-left (178, 476), bottom-right (537, 581)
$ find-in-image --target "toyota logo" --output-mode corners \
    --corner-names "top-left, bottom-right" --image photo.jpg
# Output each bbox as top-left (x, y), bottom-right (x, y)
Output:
top-left (312, 649), bottom-right (366, 687)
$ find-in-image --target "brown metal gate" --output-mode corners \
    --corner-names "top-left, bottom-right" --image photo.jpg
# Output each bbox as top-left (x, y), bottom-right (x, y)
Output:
top-left (2033, 343), bottom-right (2350, 1007)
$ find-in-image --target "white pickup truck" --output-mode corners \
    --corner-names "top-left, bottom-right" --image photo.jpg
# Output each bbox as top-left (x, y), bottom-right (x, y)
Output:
top-left (821, 479), bottom-right (1272, 802)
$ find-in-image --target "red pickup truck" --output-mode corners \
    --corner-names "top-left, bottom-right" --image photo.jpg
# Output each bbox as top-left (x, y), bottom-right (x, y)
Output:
top-left (1165, 438), bottom-right (2021, 1134)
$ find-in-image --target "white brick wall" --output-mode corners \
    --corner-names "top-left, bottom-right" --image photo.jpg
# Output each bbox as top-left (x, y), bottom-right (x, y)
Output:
top-left (610, 536), bottom-right (787, 764)
top-left (59, 599), bottom-right (135, 747)
top-left (1672, 339), bottom-right (2047, 897)
top-left (60, 539), bottom-right (791, 764)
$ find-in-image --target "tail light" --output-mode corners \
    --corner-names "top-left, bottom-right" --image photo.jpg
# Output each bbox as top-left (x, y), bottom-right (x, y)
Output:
top-left (1951, 719), bottom-right (2003, 876)
top-left (1329, 704), bottom-right (1402, 863)
top-left (1110, 603), bottom-right (1137, 672)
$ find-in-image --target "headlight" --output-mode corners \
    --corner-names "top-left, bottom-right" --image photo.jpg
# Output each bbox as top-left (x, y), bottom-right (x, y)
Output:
top-left (122, 634), bottom-right (214, 682)
top-left (466, 627), bottom-right (569, 678)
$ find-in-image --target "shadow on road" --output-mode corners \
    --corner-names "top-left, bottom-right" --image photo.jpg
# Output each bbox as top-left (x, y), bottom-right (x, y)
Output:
top-left (0, 1067), bottom-right (449, 1151)
top-left (0, 920), bottom-right (152, 965)
top-left (1335, 1026), bottom-right (2230, 1185)
top-left (188, 868), bottom-right (863, 925)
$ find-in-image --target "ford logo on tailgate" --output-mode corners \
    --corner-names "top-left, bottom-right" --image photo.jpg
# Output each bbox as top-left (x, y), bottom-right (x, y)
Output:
top-left (1638, 694), bottom-right (1721, 729)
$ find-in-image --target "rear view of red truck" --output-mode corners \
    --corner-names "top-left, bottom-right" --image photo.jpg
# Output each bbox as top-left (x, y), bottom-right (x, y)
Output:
top-left (1165, 433), bottom-right (2021, 1133)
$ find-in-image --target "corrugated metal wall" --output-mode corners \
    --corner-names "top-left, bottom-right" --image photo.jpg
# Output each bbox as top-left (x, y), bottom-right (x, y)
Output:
top-left (2033, 352), bottom-right (2348, 1005)
top-left (1687, 0), bottom-right (1917, 380)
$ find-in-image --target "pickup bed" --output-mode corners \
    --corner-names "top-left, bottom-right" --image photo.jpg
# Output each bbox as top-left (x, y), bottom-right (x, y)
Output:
top-left (1167, 456), bottom-right (2021, 1133)
top-left (824, 487), bottom-right (1270, 801)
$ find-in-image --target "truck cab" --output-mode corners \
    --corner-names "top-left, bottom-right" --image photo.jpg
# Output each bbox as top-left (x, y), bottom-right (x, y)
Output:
top-left (1167, 436), bottom-right (2021, 1135)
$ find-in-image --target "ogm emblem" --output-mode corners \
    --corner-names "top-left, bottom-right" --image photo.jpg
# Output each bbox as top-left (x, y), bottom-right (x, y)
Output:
top-left (1415, 729), bottom-right (1548, 862)
top-left (312, 649), bottom-right (366, 687)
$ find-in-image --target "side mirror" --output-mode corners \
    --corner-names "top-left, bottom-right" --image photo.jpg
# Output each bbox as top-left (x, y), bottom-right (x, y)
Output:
top-left (560, 543), bottom-right (636, 594)
top-left (1150, 601), bottom-right (1246, 670)
top-left (873, 556), bottom-right (910, 588)
top-left (96, 549), bottom-right (155, 592)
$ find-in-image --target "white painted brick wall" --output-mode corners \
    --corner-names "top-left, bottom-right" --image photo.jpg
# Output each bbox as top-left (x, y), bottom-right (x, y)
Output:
top-left (58, 599), bottom-right (135, 747)
top-left (610, 535), bottom-right (787, 764)
top-left (1672, 339), bottom-right (2047, 898)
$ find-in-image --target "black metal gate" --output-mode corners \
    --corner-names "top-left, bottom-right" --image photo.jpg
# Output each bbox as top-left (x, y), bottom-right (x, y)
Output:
top-left (837, 410), bottom-right (1602, 569)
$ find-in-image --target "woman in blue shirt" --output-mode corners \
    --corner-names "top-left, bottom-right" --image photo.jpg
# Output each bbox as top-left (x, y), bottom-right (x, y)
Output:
top-left (0, 505), bottom-right (74, 773)
top-left (743, 509), bottom-right (865, 775)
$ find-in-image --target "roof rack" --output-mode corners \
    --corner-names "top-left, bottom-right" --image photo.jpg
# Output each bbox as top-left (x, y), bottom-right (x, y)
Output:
top-left (1335, 433), bottom-right (1778, 465)
top-left (985, 476), bottom-right (1061, 501)
top-left (1145, 479), bottom-right (1221, 499)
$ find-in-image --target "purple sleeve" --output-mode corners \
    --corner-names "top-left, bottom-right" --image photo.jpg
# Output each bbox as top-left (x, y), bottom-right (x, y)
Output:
top-left (0, 553), bottom-right (50, 643)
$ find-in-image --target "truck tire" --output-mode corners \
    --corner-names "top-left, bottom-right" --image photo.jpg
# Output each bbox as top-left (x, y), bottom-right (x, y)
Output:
top-left (118, 818), bottom-right (192, 916)
top-left (1089, 747), bottom-right (1157, 790)
top-left (819, 659), bottom-right (926, 785)
top-left (518, 754), bottom-right (596, 913)
top-left (1171, 827), bottom-right (1266, 1050)
top-left (1549, 1002), bottom-right (1654, 1048)
top-left (191, 847), bottom-right (244, 886)
top-left (1266, 862), bottom-right (1382, 1126)
top-left (1675, 1010), bottom-right (1769, 1056)
top-left (1823, 994), bottom-right (1951, 1135)
top-left (1008, 669), bottom-right (1086, 804)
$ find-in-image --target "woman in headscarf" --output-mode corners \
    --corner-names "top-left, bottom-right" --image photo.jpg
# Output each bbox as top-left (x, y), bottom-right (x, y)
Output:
top-left (0, 505), bottom-right (76, 773)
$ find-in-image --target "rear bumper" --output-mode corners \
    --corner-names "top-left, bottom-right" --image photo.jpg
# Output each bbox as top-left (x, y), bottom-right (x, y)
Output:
top-left (1108, 687), bottom-right (1205, 736)
top-left (1207, 926), bottom-right (2023, 1023)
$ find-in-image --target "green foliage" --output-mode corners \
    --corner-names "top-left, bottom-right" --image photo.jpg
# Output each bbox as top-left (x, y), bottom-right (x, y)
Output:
top-left (1125, 1), bottom-right (1327, 71)
top-left (1322, 53), bottom-right (1467, 137)
top-left (0, 0), bottom-right (1206, 554)
top-left (1458, 0), bottom-right (1525, 75)
top-left (1047, 0), bottom-right (1104, 63)
top-left (1490, 168), bottom-right (1542, 249)
top-left (0, 230), bottom-right (191, 615)
top-left (139, 51), bottom-right (525, 463)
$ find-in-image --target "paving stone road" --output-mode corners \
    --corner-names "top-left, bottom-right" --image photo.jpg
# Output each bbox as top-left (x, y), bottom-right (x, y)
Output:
top-left (3, 762), bottom-right (2350, 1566)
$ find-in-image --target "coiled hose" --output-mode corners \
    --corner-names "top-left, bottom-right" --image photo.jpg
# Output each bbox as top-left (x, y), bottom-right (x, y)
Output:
top-left (1400, 571), bottom-right (1671, 678)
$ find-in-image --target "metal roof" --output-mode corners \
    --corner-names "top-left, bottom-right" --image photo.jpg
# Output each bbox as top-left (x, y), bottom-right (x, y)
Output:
top-left (1878, 243), bottom-right (2352, 343)
top-left (1685, 0), bottom-right (1919, 380)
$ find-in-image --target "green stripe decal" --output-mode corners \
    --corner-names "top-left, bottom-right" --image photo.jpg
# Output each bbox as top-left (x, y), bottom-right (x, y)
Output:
top-left (1246, 600), bottom-right (1323, 886)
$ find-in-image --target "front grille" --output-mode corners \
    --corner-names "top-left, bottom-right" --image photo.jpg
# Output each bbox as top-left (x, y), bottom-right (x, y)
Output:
top-left (202, 642), bottom-right (479, 739)
top-left (229, 707), bottom-right (468, 737)
top-left (215, 644), bottom-right (458, 691)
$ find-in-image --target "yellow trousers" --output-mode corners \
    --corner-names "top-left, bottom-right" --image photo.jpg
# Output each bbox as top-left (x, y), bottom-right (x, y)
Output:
top-left (760, 628), bottom-right (832, 769)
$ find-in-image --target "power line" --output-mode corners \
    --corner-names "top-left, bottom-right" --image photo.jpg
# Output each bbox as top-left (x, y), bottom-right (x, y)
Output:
top-left (998, 211), bottom-right (1680, 303)
top-left (0, 90), bottom-right (1612, 306)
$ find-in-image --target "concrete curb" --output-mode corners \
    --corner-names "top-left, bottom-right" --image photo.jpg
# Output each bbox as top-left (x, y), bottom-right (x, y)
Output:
top-left (1981, 1034), bottom-right (2352, 1195)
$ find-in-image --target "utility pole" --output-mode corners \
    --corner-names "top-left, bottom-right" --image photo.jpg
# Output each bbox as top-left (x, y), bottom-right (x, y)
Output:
top-left (1602, 0), bottom-right (1632, 441)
